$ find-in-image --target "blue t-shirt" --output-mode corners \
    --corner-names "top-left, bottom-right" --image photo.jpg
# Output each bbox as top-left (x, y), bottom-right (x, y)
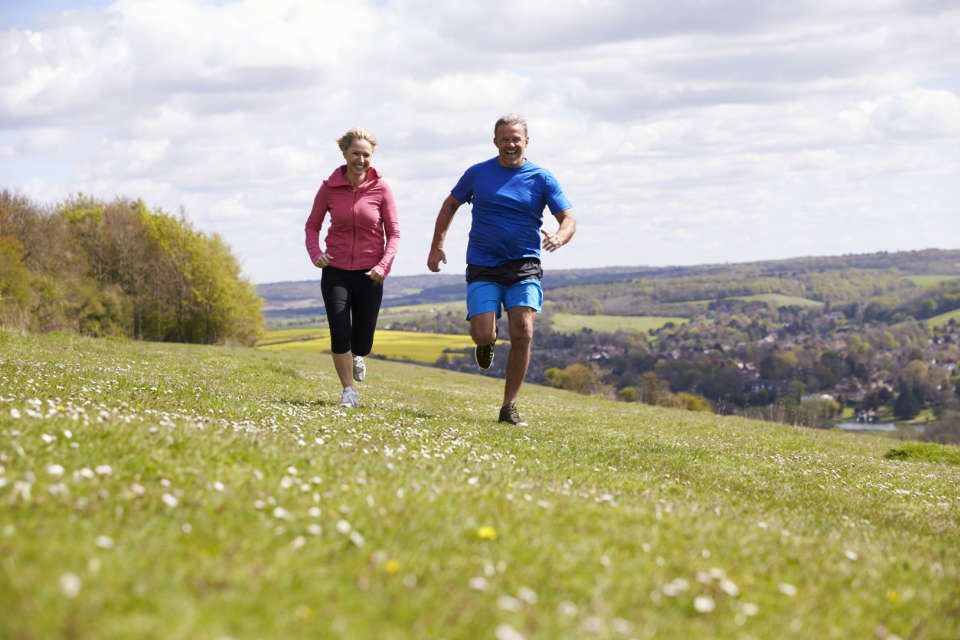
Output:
top-left (450, 157), bottom-right (572, 267)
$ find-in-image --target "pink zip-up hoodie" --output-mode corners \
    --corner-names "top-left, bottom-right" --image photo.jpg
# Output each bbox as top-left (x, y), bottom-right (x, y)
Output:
top-left (304, 165), bottom-right (400, 277)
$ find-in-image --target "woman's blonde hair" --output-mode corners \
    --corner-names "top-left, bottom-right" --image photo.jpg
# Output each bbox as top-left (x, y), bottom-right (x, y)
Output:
top-left (337, 127), bottom-right (377, 152)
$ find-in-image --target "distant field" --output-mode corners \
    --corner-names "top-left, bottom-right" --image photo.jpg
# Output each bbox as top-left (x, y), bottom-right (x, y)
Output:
top-left (926, 307), bottom-right (960, 329)
top-left (728, 294), bottom-right (824, 308)
top-left (258, 328), bottom-right (475, 363)
top-left (904, 274), bottom-right (960, 287)
top-left (264, 302), bottom-right (467, 331)
top-left (550, 313), bottom-right (688, 334)
top-left (381, 301), bottom-right (466, 316)
top-left (682, 294), bottom-right (821, 308)
top-left (659, 300), bottom-right (712, 314)
top-left (256, 327), bottom-right (330, 345)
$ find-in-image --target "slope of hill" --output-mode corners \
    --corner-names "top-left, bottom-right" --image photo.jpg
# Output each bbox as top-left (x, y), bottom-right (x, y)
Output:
top-left (2, 328), bottom-right (958, 639)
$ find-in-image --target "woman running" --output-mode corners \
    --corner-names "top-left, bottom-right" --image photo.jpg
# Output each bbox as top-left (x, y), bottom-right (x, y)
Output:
top-left (305, 127), bottom-right (400, 407)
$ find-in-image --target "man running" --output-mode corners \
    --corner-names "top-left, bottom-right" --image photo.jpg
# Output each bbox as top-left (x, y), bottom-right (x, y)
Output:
top-left (427, 113), bottom-right (576, 426)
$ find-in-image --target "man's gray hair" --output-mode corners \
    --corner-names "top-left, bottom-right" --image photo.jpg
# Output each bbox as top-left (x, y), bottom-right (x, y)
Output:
top-left (494, 113), bottom-right (528, 137)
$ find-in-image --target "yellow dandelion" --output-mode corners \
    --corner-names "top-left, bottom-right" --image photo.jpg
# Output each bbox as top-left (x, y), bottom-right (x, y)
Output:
top-left (386, 559), bottom-right (401, 573)
top-left (477, 526), bottom-right (498, 540)
top-left (294, 604), bottom-right (314, 621)
top-left (887, 590), bottom-right (900, 604)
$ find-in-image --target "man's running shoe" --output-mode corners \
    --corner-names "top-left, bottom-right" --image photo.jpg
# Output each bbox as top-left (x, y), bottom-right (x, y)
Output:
top-left (498, 403), bottom-right (527, 426)
top-left (352, 355), bottom-right (366, 382)
top-left (474, 342), bottom-right (495, 370)
top-left (474, 328), bottom-right (496, 370)
top-left (338, 387), bottom-right (359, 408)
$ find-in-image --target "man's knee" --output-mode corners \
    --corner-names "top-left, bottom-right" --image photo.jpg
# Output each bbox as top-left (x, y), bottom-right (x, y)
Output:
top-left (509, 333), bottom-right (532, 355)
top-left (470, 313), bottom-right (497, 345)
top-left (471, 328), bottom-right (496, 345)
top-left (508, 314), bottom-right (534, 344)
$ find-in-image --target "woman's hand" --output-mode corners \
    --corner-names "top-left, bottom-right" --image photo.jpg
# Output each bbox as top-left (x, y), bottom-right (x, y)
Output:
top-left (314, 252), bottom-right (333, 268)
top-left (366, 268), bottom-right (385, 282)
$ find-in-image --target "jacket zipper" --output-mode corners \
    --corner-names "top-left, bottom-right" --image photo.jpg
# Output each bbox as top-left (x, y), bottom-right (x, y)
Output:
top-left (352, 186), bottom-right (360, 271)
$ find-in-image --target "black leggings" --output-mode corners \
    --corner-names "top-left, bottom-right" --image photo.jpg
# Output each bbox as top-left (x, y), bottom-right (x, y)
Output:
top-left (321, 266), bottom-right (384, 356)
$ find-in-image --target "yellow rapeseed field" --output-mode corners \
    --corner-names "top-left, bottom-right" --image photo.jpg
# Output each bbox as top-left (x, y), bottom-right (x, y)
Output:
top-left (257, 328), bottom-right (475, 363)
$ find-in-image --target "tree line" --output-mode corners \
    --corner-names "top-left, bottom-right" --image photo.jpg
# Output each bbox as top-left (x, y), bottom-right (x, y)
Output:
top-left (0, 191), bottom-right (263, 345)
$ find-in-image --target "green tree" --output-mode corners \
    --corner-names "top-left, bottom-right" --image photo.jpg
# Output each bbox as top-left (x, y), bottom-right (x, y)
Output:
top-left (618, 386), bottom-right (638, 402)
top-left (799, 395), bottom-right (840, 428)
top-left (3, 191), bottom-right (263, 344)
top-left (675, 392), bottom-right (712, 412)
top-left (137, 205), bottom-right (263, 345)
top-left (893, 380), bottom-right (921, 420)
top-left (641, 371), bottom-right (665, 405)
top-left (786, 380), bottom-right (806, 402)
top-left (546, 363), bottom-right (598, 395)
top-left (76, 281), bottom-right (132, 337)
top-left (0, 235), bottom-right (32, 328)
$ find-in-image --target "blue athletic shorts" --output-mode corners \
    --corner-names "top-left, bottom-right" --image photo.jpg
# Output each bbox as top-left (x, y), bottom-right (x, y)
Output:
top-left (466, 279), bottom-right (543, 319)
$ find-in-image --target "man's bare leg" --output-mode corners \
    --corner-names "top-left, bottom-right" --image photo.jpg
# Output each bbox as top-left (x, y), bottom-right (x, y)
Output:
top-left (503, 306), bottom-right (535, 406)
top-left (469, 311), bottom-right (497, 346)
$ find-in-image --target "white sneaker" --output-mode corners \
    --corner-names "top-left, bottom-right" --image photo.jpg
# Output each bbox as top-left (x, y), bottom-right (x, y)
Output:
top-left (352, 355), bottom-right (366, 382)
top-left (338, 387), bottom-right (359, 408)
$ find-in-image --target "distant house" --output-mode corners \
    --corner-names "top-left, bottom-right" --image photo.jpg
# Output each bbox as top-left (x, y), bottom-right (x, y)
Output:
top-left (802, 393), bottom-right (836, 403)
top-left (587, 345), bottom-right (624, 360)
top-left (835, 377), bottom-right (867, 402)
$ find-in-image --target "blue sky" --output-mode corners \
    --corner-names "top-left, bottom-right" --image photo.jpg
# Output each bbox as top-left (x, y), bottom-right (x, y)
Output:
top-left (2, 1), bottom-right (959, 284)
top-left (0, 0), bottom-right (113, 28)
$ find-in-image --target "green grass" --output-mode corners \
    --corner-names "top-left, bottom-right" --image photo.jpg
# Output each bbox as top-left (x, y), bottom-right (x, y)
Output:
top-left (382, 301), bottom-right (466, 316)
top-left (884, 443), bottom-right (960, 465)
top-left (926, 307), bottom-right (960, 329)
top-left (903, 275), bottom-right (960, 287)
top-left (2, 327), bottom-right (960, 639)
top-left (258, 328), bottom-right (476, 363)
top-left (550, 313), bottom-right (689, 334)
top-left (727, 294), bottom-right (824, 308)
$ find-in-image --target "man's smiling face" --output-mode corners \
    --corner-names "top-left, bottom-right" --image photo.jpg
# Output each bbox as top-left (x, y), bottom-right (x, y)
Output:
top-left (494, 123), bottom-right (528, 168)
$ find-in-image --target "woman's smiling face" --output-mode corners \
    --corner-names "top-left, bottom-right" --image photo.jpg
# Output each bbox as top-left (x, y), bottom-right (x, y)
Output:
top-left (343, 139), bottom-right (374, 178)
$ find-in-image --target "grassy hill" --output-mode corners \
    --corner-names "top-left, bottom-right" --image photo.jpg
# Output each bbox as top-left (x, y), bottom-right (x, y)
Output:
top-left (927, 307), bottom-right (960, 330)
top-left (726, 293), bottom-right (824, 308)
top-left (549, 313), bottom-right (689, 334)
top-left (257, 250), bottom-right (960, 317)
top-left (903, 275), bottom-right (960, 287)
top-left (1, 328), bottom-right (959, 639)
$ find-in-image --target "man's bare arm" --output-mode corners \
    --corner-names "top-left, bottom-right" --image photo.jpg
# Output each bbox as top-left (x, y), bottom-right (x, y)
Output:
top-left (427, 195), bottom-right (463, 272)
top-left (541, 209), bottom-right (576, 252)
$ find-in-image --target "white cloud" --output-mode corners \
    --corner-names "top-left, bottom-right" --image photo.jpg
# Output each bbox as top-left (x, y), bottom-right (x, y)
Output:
top-left (868, 89), bottom-right (960, 137)
top-left (1, 0), bottom-right (959, 283)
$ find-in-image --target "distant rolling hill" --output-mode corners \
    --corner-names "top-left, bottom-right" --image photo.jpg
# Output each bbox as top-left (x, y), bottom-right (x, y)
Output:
top-left (257, 249), bottom-right (960, 319)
